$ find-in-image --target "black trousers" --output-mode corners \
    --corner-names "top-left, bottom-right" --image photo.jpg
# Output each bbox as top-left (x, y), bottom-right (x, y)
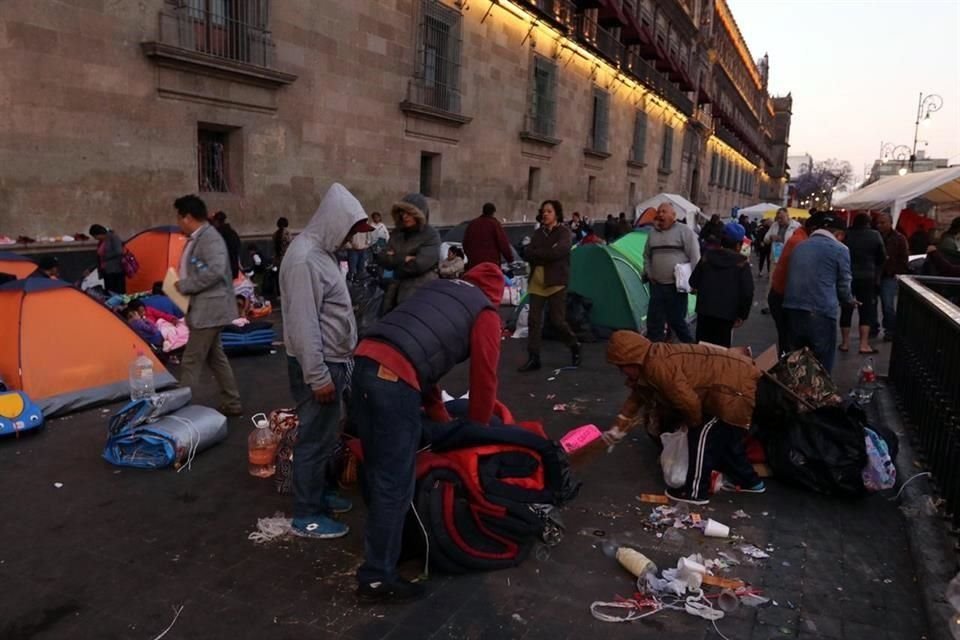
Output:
top-left (685, 418), bottom-right (759, 499)
top-left (103, 272), bottom-right (125, 295)
top-left (695, 315), bottom-right (734, 347)
top-left (767, 290), bottom-right (788, 355)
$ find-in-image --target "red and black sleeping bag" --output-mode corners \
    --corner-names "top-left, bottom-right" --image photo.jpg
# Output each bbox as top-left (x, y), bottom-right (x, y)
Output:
top-left (348, 400), bottom-right (580, 574)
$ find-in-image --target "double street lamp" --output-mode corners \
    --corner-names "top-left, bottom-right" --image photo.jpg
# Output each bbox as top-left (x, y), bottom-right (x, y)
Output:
top-left (911, 92), bottom-right (943, 169)
top-left (879, 141), bottom-right (911, 177)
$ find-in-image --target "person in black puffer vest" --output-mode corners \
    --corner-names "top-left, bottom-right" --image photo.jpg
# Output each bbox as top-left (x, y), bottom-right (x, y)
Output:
top-left (351, 262), bottom-right (504, 604)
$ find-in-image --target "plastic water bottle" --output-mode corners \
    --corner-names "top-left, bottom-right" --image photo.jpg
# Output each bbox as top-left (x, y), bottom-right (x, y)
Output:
top-left (248, 413), bottom-right (279, 478)
top-left (128, 351), bottom-right (155, 400)
top-left (855, 357), bottom-right (877, 404)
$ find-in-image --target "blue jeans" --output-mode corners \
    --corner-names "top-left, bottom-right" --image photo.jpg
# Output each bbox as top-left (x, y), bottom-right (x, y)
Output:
top-left (878, 277), bottom-right (897, 336)
top-left (347, 249), bottom-right (367, 279)
top-left (785, 309), bottom-right (837, 373)
top-left (646, 282), bottom-right (693, 343)
top-left (352, 357), bottom-right (423, 585)
top-left (288, 357), bottom-right (351, 519)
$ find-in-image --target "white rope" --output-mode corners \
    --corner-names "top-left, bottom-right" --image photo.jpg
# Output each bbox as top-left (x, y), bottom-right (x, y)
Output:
top-left (409, 500), bottom-right (430, 579)
top-left (150, 605), bottom-right (184, 640)
top-left (892, 472), bottom-right (932, 501)
top-left (248, 516), bottom-right (292, 544)
top-left (589, 600), bottom-right (662, 623)
top-left (166, 415), bottom-right (201, 473)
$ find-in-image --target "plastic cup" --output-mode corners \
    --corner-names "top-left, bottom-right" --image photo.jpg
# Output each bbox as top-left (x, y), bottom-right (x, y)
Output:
top-left (677, 557), bottom-right (707, 575)
top-left (703, 518), bottom-right (730, 538)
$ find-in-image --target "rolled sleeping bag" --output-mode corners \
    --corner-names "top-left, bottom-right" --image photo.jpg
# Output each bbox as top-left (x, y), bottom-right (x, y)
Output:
top-left (103, 405), bottom-right (227, 469)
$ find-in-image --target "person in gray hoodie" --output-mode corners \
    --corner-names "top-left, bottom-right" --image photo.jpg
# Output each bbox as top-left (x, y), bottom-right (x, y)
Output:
top-left (280, 183), bottom-right (374, 540)
top-left (376, 193), bottom-right (441, 312)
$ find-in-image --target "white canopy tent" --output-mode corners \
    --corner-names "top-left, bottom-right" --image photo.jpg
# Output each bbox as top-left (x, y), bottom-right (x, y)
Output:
top-left (633, 193), bottom-right (701, 227)
top-left (736, 202), bottom-right (782, 221)
top-left (836, 166), bottom-right (960, 226)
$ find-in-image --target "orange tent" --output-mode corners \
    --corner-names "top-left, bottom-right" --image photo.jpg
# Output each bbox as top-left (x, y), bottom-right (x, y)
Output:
top-left (125, 226), bottom-right (187, 294)
top-left (0, 252), bottom-right (38, 279)
top-left (635, 207), bottom-right (658, 227)
top-left (0, 278), bottom-right (176, 417)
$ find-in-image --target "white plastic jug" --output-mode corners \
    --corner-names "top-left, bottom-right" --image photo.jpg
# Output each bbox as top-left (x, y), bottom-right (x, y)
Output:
top-left (128, 351), bottom-right (155, 401)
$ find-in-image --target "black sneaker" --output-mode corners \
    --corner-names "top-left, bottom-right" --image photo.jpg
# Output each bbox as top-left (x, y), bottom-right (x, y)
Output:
top-left (356, 579), bottom-right (426, 604)
top-left (665, 488), bottom-right (710, 506)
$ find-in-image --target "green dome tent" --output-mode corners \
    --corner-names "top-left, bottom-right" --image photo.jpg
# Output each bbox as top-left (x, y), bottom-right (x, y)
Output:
top-left (567, 230), bottom-right (696, 332)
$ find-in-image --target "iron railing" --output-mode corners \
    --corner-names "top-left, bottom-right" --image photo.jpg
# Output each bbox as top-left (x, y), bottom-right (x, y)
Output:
top-left (157, 4), bottom-right (275, 68)
top-left (574, 13), bottom-right (623, 67)
top-left (522, 0), bottom-right (576, 29)
top-left (409, 0), bottom-right (463, 113)
top-left (890, 275), bottom-right (960, 529)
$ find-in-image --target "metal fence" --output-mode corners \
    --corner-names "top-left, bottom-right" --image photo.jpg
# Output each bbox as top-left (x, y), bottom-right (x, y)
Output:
top-left (157, 2), bottom-right (275, 68)
top-left (889, 275), bottom-right (960, 528)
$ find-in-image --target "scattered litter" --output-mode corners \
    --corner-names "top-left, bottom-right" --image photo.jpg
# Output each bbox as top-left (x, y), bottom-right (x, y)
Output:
top-left (883, 578), bottom-right (893, 584)
top-left (781, 561), bottom-right (791, 567)
top-left (702, 575), bottom-right (745, 590)
top-left (644, 504), bottom-right (698, 530)
top-left (151, 605), bottom-right (184, 640)
top-left (762, 511), bottom-right (769, 517)
top-left (836, 587), bottom-right (843, 592)
top-left (740, 593), bottom-right (770, 608)
top-left (737, 544), bottom-right (770, 559)
top-left (506, 578), bottom-right (511, 587)
top-left (248, 514), bottom-right (292, 544)
top-left (269, 349), bottom-right (277, 355)
top-left (535, 545), bottom-right (551, 561)
top-left (552, 404), bottom-right (568, 412)
top-left (546, 394), bottom-right (556, 400)
top-left (731, 509), bottom-right (750, 520)
top-left (547, 377), bottom-right (556, 382)
top-left (511, 613), bottom-right (527, 625)
top-left (703, 518), bottom-right (729, 538)
top-left (53, 482), bottom-right (63, 489)
top-left (717, 552), bottom-right (740, 566)
top-left (638, 493), bottom-right (670, 504)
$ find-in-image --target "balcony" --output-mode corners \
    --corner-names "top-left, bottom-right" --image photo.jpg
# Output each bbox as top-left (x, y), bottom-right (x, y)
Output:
top-left (575, 13), bottom-right (624, 67)
top-left (142, 6), bottom-right (295, 89)
top-left (521, 0), bottom-right (577, 30)
top-left (623, 49), bottom-right (694, 116)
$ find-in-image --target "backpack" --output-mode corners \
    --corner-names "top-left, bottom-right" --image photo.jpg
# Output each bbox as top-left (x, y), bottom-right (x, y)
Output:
top-left (121, 249), bottom-right (140, 277)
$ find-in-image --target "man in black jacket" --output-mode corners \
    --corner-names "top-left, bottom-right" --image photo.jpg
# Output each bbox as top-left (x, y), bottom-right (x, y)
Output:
top-left (212, 211), bottom-right (242, 279)
top-left (690, 222), bottom-right (754, 347)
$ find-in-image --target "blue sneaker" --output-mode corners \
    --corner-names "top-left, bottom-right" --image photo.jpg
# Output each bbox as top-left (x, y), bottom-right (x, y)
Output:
top-left (324, 491), bottom-right (353, 514)
top-left (720, 479), bottom-right (767, 494)
top-left (291, 515), bottom-right (349, 539)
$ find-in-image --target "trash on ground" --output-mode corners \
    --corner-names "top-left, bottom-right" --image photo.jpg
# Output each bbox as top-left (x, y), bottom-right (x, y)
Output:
top-left (731, 509), bottom-right (750, 519)
top-left (738, 544), bottom-right (770, 559)
top-left (511, 613), bottom-right (527, 625)
top-left (717, 551), bottom-right (741, 566)
top-left (638, 493), bottom-right (670, 504)
top-left (248, 513), bottom-right (292, 544)
top-left (53, 482), bottom-right (63, 489)
top-left (553, 404), bottom-right (567, 412)
top-left (740, 593), bottom-right (771, 608)
top-left (559, 424), bottom-right (602, 453)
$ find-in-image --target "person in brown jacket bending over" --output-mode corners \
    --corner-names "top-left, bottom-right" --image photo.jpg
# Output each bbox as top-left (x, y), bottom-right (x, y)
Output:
top-left (601, 330), bottom-right (765, 505)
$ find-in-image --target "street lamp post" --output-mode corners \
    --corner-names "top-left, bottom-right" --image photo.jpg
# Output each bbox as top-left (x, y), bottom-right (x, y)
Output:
top-left (911, 92), bottom-right (943, 168)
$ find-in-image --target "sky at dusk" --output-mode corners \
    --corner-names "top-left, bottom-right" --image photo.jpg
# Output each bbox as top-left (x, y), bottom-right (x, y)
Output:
top-left (728, 0), bottom-right (960, 188)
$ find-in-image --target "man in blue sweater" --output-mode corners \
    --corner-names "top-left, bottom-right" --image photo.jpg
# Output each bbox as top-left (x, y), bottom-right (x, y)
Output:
top-left (783, 214), bottom-right (856, 373)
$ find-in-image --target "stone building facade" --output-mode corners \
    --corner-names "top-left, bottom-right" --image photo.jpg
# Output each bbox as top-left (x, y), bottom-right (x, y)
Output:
top-left (1, 0), bottom-right (790, 238)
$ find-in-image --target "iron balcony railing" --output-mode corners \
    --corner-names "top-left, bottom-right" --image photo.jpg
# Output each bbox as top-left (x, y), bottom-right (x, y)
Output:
top-left (574, 13), bottom-right (624, 67)
top-left (522, 0), bottom-right (576, 29)
top-left (890, 275), bottom-right (960, 529)
top-left (624, 49), bottom-right (694, 116)
top-left (157, 5), bottom-right (275, 68)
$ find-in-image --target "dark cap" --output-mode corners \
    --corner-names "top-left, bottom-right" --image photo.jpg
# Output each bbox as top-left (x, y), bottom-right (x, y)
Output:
top-left (819, 213), bottom-right (847, 232)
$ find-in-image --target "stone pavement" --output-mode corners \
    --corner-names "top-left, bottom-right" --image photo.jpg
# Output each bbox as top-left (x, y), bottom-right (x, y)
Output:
top-left (0, 273), bottom-right (930, 640)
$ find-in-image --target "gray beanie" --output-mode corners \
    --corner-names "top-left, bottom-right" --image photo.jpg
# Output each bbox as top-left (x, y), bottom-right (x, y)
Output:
top-left (400, 193), bottom-right (430, 222)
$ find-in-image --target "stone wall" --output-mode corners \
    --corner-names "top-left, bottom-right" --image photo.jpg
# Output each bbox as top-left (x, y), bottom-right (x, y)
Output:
top-left (1, 0), bottom-right (773, 240)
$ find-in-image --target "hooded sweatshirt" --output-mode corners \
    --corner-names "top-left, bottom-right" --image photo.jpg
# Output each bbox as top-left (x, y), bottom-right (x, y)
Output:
top-left (689, 247), bottom-right (754, 322)
top-left (606, 330), bottom-right (761, 429)
top-left (355, 262), bottom-right (505, 424)
top-left (280, 183), bottom-right (367, 390)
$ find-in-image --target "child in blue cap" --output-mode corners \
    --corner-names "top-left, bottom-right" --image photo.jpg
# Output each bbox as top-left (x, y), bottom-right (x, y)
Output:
top-left (689, 222), bottom-right (755, 347)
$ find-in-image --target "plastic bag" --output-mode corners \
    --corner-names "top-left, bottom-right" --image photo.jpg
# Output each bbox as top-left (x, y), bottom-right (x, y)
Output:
top-left (862, 427), bottom-right (896, 491)
top-left (660, 429), bottom-right (688, 488)
top-left (674, 262), bottom-right (693, 293)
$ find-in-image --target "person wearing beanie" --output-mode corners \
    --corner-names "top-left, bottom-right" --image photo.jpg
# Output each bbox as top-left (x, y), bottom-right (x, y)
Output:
top-left (375, 193), bottom-right (441, 312)
top-left (352, 262), bottom-right (506, 603)
top-left (689, 222), bottom-right (754, 348)
top-left (601, 330), bottom-right (765, 505)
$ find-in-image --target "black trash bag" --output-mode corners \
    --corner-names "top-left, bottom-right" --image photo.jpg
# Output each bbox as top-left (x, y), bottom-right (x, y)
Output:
top-left (348, 276), bottom-right (384, 336)
top-left (759, 403), bottom-right (868, 498)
